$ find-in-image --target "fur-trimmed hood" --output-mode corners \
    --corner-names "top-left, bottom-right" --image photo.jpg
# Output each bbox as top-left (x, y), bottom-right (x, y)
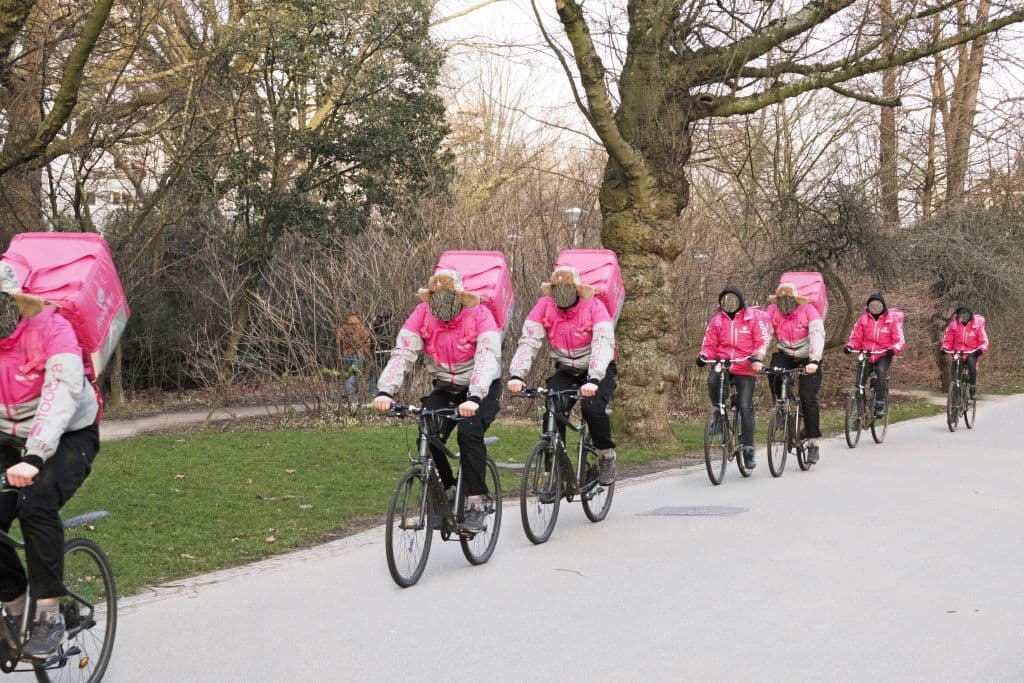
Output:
top-left (768, 282), bottom-right (808, 306)
top-left (541, 266), bottom-right (595, 299)
top-left (417, 269), bottom-right (480, 307)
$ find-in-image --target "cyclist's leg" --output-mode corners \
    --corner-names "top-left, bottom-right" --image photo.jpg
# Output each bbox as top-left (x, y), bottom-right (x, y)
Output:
top-left (581, 361), bottom-right (616, 450)
top-left (873, 356), bottom-right (892, 413)
top-left (707, 363), bottom-right (725, 406)
top-left (767, 351), bottom-right (790, 399)
top-left (798, 366), bottom-right (823, 439)
top-left (0, 446), bottom-right (27, 607)
top-left (421, 388), bottom-right (458, 489)
top-left (733, 375), bottom-right (756, 449)
top-left (965, 354), bottom-right (979, 397)
top-left (455, 380), bottom-right (501, 497)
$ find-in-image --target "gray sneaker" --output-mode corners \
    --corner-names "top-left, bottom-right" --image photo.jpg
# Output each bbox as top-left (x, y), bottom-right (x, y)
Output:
top-left (805, 441), bottom-right (820, 464)
top-left (741, 446), bottom-right (756, 470)
top-left (597, 449), bottom-right (617, 485)
top-left (461, 498), bottom-right (489, 532)
top-left (21, 616), bottom-right (64, 659)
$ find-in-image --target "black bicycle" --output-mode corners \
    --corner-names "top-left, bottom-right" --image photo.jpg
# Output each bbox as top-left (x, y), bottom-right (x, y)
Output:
top-left (515, 387), bottom-right (614, 545)
top-left (844, 351), bottom-right (890, 448)
top-left (702, 359), bottom-right (752, 485)
top-left (766, 366), bottom-right (813, 475)
top-left (0, 477), bottom-right (116, 683)
top-left (944, 351), bottom-right (976, 432)
top-left (384, 404), bottom-right (502, 588)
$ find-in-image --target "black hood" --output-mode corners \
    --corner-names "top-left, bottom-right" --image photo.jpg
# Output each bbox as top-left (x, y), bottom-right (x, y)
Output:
top-left (718, 286), bottom-right (746, 312)
top-left (954, 303), bottom-right (974, 322)
top-left (866, 293), bottom-right (888, 317)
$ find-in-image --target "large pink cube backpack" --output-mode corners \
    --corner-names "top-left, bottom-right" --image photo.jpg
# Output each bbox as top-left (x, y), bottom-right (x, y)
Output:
top-left (779, 271), bottom-right (828, 319)
top-left (2, 233), bottom-right (130, 378)
top-left (555, 249), bottom-right (625, 324)
top-left (436, 251), bottom-right (515, 337)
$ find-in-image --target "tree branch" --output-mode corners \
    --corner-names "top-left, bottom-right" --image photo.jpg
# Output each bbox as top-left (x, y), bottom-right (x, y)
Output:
top-left (828, 84), bottom-right (900, 107)
top-left (530, 0), bottom-right (593, 128)
top-left (554, 0), bottom-right (647, 179)
top-left (710, 8), bottom-right (1024, 118)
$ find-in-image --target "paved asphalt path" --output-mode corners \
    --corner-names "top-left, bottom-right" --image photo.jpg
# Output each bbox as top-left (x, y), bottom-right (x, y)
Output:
top-left (70, 394), bottom-right (1024, 681)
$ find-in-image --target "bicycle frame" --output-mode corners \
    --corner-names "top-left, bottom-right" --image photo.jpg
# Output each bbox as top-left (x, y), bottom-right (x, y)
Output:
top-left (770, 366), bottom-right (805, 450)
top-left (542, 389), bottom-right (591, 494)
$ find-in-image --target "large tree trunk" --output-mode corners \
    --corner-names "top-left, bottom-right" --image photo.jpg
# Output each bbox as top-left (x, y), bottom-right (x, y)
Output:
top-left (878, 0), bottom-right (899, 229)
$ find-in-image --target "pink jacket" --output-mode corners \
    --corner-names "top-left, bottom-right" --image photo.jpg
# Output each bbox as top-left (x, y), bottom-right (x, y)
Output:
top-left (0, 307), bottom-right (99, 462)
top-left (941, 316), bottom-right (989, 354)
top-left (699, 308), bottom-right (769, 377)
top-left (377, 303), bottom-right (501, 399)
top-left (768, 303), bottom-right (825, 362)
top-left (847, 310), bottom-right (906, 360)
top-left (509, 296), bottom-right (615, 381)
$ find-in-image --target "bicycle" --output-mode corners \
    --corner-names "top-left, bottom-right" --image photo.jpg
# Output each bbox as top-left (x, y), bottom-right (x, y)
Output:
top-left (765, 365), bottom-right (814, 474)
top-left (514, 387), bottom-right (614, 545)
top-left (0, 476), bottom-right (116, 683)
top-left (944, 351), bottom-right (977, 432)
top-left (384, 404), bottom-right (502, 588)
top-left (844, 351), bottom-right (891, 448)
top-left (701, 359), bottom-right (753, 485)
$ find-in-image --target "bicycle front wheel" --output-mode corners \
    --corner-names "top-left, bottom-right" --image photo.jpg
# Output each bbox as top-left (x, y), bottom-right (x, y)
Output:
top-left (703, 409), bottom-right (728, 485)
top-left (385, 466), bottom-right (433, 588)
top-left (34, 538), bottom-right (117, 683)
top-left (844, 391), bottom-right (862, 448)
top-left (871, 390), bottom-right (889, 443)
top-left (946, 384), bottom-right (960, 432)
top-left (520, 441), bottom-right (561, 544)
top-left (460, 458), bottom-right (503, 565)
top-left (964, 394), bottom-right (976, 429)
top-left (581, 444), bottom-right (614, 522)
top-left (767, 409), bottom-right (787, 478)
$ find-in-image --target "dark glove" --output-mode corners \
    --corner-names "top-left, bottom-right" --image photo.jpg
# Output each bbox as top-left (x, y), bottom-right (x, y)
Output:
top-left (696, 354), bottom-right (709, 367)
top-left (748, 356), bottom-right (762, 364)
top-left (970, 349), bottom-right (983, 360)
top-left (884, 349), bottom-right (895, 359)
top-left (843, 345), bottom-right (853, 355)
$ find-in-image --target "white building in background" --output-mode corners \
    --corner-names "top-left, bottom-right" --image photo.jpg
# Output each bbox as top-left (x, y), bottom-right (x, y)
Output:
top-left (47, 149), bottom-right (163, 232)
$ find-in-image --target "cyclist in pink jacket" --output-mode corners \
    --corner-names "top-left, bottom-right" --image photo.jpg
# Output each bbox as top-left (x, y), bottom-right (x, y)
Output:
top-left (373, 270), bottom-right (502, 532)
top-left (844, 293), bottom-right (906, 417)
top-left (766, 282), bottom-right (826, 464)
top-left (0, 265), bottom-right (100, 659)
top-left (697, 287), bottom-right (768, 470)
top-left (508, 266), bottom-right (617, 485)
top-left (940, 304), bottom-right (989, 399)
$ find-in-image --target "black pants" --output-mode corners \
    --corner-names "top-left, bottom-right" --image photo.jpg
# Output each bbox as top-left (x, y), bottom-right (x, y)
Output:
top-left (961, 354), bottom-right (979, 387)
top-left (0, 425), bottom-right (99, 601)
top-left (708, 372), bottom-right (755, 449)
top-left (864, 356), bottom-right (893, 403)
top-left (768, 352), bottom-right (822, 439)
top-left (421, 380), bottom-right (500, 497)
top-left (546, 361), bottom-right (617, 450)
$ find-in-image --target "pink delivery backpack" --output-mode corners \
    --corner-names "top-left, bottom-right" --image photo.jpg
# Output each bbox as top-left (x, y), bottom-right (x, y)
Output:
top-left (2, 232), bottom-right (130, 379)
top-left (435, 251), bottom-right (515, 337)
top-left (779, 271), bottom-right (828, 320)
top-left (555, 249), bottom-right (625, 324)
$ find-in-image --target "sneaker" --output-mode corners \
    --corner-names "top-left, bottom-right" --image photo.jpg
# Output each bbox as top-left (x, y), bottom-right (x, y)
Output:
top-left (873, 401), bottom-right (885, 418)
top-left (741, 447), bottom-right (756, 470)
top-left (805, 441), bottom-right (820, 464)
top-left (461, 500), bottom-right (488, 532)
top-left (597, 449), bottom-right (617, 485)
top-left (969, 385), bottom-right (977, 401)
top-left (21, 616), bottom-right (64, 660)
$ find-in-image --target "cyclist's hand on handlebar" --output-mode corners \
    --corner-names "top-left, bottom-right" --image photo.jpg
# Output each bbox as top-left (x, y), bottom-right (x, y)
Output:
top-left (696, 354), bottom-right (709, 367)
top-left (507, 379), bottom-right (525, 394)
top-left (580, 382), bottom-right (599, 398)
top-left (5, 462), bottom-right (38, 488)
top-left (373, 395), bottom-right (394, 412)
top-left (751, 360), bottom-right (764, 373)
top-left (884, 349), bottom-right (895, 359)
top-left (458, 400), bottom-right (479, 417)
top-left (805, 363), bottom-right (819, 375)
top-left (843, 345), bottom-right (853, 355)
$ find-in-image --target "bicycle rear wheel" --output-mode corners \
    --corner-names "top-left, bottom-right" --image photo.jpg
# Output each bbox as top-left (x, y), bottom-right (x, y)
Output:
top-left (703, 409), bottom-right (728, 485)
top-left (844, 391), bottom-right (862, 448)
top-left (385, 466), bottom-right (433, 588)
top-left (871, 388), bottom-right (889, 443)
top-left (520, 441), bottom-right (561, 544)
top-left (34, 538), bottom-right (117, 683)
top-left (581, 443), bottom-right (614, 522)
top-left (767, 409), bottom-right (787, 478)
top-left (460, 458), bottom-right (503, 565)
top-left (946, 384), bottom-right (960, 432)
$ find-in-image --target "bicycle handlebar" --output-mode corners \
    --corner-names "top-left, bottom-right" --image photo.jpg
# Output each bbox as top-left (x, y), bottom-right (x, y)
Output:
top-left (386, 404), bottom-right (463, 421)
top-left (510, 387), bottom-right (582, 401)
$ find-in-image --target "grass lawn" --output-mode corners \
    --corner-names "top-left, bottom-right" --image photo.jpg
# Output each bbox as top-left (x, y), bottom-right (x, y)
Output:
top-left (53, 399), bottom-right (939, 597)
